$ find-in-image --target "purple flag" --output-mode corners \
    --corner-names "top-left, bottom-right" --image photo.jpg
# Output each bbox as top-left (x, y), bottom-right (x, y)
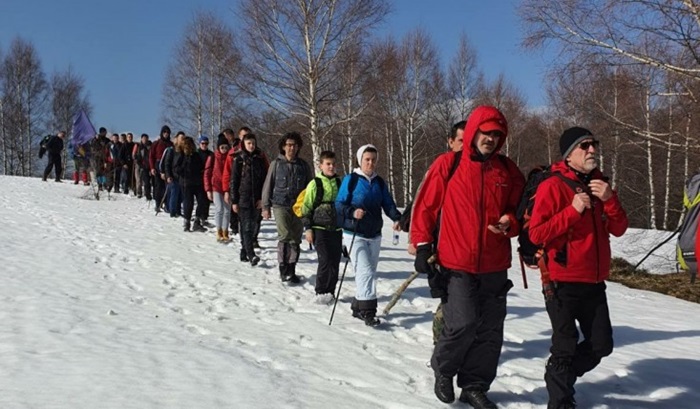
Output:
top-left (70, 110), bottom-right (96, 152)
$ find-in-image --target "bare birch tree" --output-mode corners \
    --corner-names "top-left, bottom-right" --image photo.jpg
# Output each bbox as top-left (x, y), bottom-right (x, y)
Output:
top-left (239, 0), bottom-right (390, 163)
top-left (162, 12), bottom-right (241, 136)
top-left (448, 32), bottom-right (480, 121)
top-left (1, 37), bottom-right (48, 176)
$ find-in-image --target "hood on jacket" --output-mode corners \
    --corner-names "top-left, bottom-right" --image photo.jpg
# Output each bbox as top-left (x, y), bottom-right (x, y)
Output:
top-left (463, 106), bottom-right (508, 158)
top-left (356, 144), bottom-right (378, 166)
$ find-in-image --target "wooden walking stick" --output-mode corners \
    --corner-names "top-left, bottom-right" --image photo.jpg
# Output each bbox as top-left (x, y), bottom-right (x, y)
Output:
top-left (382, 255), bottom-right (436, 316)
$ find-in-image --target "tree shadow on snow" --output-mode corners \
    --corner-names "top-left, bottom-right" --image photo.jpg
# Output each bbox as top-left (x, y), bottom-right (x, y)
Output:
top-left (613, 325), bottom-right (700, 348)
top-left (509, 357), bottom-right (700, 409)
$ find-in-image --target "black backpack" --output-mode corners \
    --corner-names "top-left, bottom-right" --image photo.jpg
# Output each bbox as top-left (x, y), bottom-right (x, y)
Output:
top-left (516, 165), bottom-right (580, 266)
top-left (38, 134), bottom-right (53, 159)
top-left (310, 176), bottom-right (342, 228)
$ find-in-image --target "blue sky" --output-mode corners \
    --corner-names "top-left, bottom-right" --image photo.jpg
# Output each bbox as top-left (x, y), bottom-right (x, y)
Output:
top-left (1, 0), bottom-right (550, 136)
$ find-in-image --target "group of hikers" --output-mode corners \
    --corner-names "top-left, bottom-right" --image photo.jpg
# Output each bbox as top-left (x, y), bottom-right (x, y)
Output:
top-left (41, 105), bottom-right (628, 409)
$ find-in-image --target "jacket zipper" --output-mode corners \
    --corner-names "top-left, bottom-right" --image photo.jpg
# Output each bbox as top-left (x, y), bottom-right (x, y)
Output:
top-left (477, 162), bottom-right (485, 271)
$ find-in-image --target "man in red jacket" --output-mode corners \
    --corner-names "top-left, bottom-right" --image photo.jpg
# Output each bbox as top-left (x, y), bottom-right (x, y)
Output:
top-left (529, 127), bottom-right (628, 409)
top-left (411, 105), bottom-right (525, 408)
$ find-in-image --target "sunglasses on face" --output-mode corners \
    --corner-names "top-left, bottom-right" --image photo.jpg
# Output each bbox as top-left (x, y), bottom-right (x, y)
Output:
top-left (578, 140), bottom-right (600, 150)
top-left (481, 130), bottom-right (505, 138)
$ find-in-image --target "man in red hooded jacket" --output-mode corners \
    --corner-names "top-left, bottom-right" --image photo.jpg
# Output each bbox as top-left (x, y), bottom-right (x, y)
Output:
top-left (411, 105), bottom-right (525, 408)
top-left (529, 127), bottom-right (628, 409)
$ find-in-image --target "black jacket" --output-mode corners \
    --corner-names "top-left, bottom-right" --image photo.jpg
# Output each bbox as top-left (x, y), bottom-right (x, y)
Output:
top-left (119, 142), bottom-right (135, 165)
top-left (230, 148), bottom-right (267, 208)
top-left (173, 152), bottom-right (204, 188)
top-left (46, 136), bottom-right (64, 155)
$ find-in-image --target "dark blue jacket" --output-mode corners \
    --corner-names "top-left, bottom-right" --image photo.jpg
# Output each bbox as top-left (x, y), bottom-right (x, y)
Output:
top-left (336, 170), bottom-right (401, 239)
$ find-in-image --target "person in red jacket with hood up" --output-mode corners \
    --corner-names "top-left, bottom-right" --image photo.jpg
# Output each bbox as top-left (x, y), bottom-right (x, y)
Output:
top-left (411, 105), bottom-right (525, 408)
top-left (529, 127), bottom-right (628, 409)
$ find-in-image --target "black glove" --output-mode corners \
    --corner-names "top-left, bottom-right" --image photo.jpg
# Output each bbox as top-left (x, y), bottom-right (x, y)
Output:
top-left (428, 270), bottom-right (449, 300)
top-left (414, 244), bottom-right (438, 278)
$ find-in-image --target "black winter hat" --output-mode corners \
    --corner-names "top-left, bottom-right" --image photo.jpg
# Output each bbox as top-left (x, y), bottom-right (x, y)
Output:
top-left (160, 125), bottom-right (171, 136)
top-left (560, 127), bottom-right (594, 159)
top-left (216, 134), bottom-right (229, 148)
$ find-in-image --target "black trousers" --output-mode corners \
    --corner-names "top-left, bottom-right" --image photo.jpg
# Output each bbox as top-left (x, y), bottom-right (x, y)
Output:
top-left (239, 207), bottom-right (261, 259)
top-left (431, 270), bottom-right (511, 392)
top-left (139, 168), bottom-right (153, 200)
top-left (313, 229), bottom-right (342, 295)
top-left (182, 184), bottom-right (206, 222)
top-left (43, 153), bottom-right (62, 181)
top-left (112, 166), bottom-right (122, 192)
top-left (153, 170), bottom-right (166, 210)
top-left (253, 213), bottom-right (263, 242)
top-left (545, 281), bottom-right (613, 408)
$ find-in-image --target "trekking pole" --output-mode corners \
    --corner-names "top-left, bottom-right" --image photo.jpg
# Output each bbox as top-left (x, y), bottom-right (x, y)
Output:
top-left (329, 220), bottom-right (358, 326)
top-left (633, 227), bottom-right (680, 270)
top-left (156, 182), bottom-right (171, 216)
top-left (519, 255), bottom-right (529, 289)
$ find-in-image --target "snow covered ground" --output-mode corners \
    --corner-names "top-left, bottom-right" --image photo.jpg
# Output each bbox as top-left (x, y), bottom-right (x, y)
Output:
top-left (1, 175), bottom-right (699, 409)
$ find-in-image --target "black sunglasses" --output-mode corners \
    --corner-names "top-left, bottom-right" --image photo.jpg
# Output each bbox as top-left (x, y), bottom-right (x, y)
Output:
top-left (578, 140), bottom-right (600, 150)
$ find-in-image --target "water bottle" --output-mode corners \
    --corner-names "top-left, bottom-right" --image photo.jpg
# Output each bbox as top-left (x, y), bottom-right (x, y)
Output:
top-left (392, 231), bottom-right (400, 245)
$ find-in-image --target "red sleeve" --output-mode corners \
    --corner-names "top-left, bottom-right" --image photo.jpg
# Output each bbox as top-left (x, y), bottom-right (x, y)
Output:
top-left (503, 159), bottom-right (526, 237)
top-left (409, 153), bottom-right (453, 245)
top-left (203, 155), bottom-right (214, 192)
top-left (602, 192), bottom-right (628, 237)
top-left (149, 141), bottom-right (158, 170)
top-left (529, 179), bottom-right (582, 246)
top-left (221, 153), bottom-right (233, 193)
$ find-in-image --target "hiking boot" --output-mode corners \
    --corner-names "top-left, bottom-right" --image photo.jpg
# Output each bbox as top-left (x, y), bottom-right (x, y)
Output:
top-left (287, 274), bottom-right (301, 284)
top-left (352, 310), bottom-right (380, 326)
top-left (183, 221), bottom-right (191, 232)
top-left (216, 228), bottom-right (224, 242)
top-left (192, 219), bottom-right (206, 232)
top-left (362, 312), bottom-right (380, 327)
top-left (250, 256), bottom-right (260, 266)
top-left (433, 372), bottom-right (455, 403)
top-left (240, 249), bottom-right (249, 262)
top-left (459, 389), bottom-right (497, 409)
top-left (222, 230), bottom-right (230, 242)
top-left (548, 399), bottom-right (576, 409)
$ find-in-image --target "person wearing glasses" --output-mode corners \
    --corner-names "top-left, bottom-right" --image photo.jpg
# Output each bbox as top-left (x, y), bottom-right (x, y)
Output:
top-left (529, 127), bottom-right (629, 409)
top-left (261, 132), bottom-right (313, 283)
top-left (411, 105), bottom-right (525, 408)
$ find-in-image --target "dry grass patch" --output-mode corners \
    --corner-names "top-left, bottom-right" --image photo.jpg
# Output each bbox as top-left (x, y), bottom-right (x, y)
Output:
top-left (609, 257), bottom-right (700, 304)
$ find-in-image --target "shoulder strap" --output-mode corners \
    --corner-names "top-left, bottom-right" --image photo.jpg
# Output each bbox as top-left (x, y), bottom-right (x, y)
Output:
top-left (447, 150), bottom-right (462, 181)
top-left (553, 172), bottom-right (584, 193)
top-left (312, 177), bottom-right (324, 209)
top-left (347, 173), bottom-right (360, 205)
